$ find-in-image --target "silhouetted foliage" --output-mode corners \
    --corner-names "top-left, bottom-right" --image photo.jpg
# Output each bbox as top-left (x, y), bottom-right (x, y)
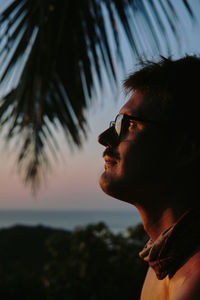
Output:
top-left (0, 225), bottom-right (64, 298)
top-left (0, 223), bottom-right (148, 299)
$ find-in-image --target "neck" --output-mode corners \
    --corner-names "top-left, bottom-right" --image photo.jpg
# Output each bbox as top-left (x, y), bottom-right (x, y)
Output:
top-left (136, 205), bottom-right (188, 241)
top-left (132, 184), bottom-right (192, 241)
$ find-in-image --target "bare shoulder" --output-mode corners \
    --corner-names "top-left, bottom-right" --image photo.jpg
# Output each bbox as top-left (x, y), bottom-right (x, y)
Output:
top-left (169, 251), bottom-right (200, 300)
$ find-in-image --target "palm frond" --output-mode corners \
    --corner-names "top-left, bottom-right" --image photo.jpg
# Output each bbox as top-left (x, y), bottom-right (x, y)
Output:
top-left (0, 0), bottom-right (196, 191)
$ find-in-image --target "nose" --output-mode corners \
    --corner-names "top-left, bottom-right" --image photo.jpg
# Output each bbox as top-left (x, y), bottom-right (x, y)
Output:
top-left (98, 126), bottom-right (119, 147)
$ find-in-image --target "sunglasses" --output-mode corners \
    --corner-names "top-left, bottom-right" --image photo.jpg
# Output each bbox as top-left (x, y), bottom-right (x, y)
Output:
top-left (109, 113), bottom-right (160, 138)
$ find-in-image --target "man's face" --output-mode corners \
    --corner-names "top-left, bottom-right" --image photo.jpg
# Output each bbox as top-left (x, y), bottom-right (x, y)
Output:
top-left (98, 90), bottom-right (177, 204)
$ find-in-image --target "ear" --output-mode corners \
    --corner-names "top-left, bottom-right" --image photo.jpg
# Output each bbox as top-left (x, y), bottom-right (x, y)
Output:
top-left (174, 134), bottom-right (200, 168)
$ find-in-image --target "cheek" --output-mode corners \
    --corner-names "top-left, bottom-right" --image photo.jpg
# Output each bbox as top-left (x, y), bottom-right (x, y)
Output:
top-left (118, 141), bottom-right (138, 174)
top-left (119, 131), bottom-right (173, 178)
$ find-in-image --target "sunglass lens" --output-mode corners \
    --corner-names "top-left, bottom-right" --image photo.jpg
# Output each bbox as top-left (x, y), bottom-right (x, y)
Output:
top-left (115, 114), bottom-right (124, 136)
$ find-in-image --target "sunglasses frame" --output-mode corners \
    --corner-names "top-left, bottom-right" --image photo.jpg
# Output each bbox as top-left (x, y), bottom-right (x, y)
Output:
top-left (109, 113), bottom-right (161, 137)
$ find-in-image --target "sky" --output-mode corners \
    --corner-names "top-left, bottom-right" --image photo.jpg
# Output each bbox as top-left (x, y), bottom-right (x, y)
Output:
top-left (1, 1), bottom-right (200, 211)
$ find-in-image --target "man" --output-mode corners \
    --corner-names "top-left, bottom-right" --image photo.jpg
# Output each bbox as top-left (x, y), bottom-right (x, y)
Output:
top-left (98, 56), bottom-right (200, 300)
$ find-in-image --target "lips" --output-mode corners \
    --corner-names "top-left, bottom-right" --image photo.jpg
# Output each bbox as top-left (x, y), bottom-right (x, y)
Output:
top-left (104, 155), bottom-right (117, 168)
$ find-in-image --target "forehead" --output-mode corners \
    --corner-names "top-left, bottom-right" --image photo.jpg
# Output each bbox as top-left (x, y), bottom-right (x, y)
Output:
top-left (120, 90), bottom-right (165, 122)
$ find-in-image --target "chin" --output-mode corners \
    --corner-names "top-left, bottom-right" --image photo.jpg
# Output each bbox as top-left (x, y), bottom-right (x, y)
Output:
top-left (99, 171), bottom-right (128, 201)
top-left (99, 172), bottom-right (112, 194)
top-left (99, 171), bottom-right (147, 206)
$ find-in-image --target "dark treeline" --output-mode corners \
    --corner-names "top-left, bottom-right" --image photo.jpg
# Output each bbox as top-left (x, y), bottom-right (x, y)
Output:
top-left (0, 222), bottom-right (148, 299)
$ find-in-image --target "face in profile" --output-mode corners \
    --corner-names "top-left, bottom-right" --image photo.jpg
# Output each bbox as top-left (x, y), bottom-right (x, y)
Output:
top-left (98, 90), bottom-right (177, 204)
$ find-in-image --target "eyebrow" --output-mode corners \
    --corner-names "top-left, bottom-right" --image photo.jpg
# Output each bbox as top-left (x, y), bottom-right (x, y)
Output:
top-left (121, 113), bottom-right (162, 125)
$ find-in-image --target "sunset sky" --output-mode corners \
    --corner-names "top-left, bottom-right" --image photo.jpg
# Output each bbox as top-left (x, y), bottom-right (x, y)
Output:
top-left (1, 1), bottom-right (200, 211)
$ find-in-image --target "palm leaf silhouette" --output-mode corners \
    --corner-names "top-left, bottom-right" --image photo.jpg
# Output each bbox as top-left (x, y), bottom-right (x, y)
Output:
top-left (0, 0), bottom-right (195, 191)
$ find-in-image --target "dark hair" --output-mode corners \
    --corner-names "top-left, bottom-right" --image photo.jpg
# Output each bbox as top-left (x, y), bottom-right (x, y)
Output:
top-left (123, 55), bottom-right (200, 135)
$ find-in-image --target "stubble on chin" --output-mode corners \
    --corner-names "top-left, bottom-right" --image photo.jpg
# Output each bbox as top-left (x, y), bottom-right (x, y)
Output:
top-left (99, 170), bottom-right (128, 201)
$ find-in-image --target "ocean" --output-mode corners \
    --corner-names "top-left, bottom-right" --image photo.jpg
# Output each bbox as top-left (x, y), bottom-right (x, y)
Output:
top-left (0, 210), bottom-right (141, 233)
